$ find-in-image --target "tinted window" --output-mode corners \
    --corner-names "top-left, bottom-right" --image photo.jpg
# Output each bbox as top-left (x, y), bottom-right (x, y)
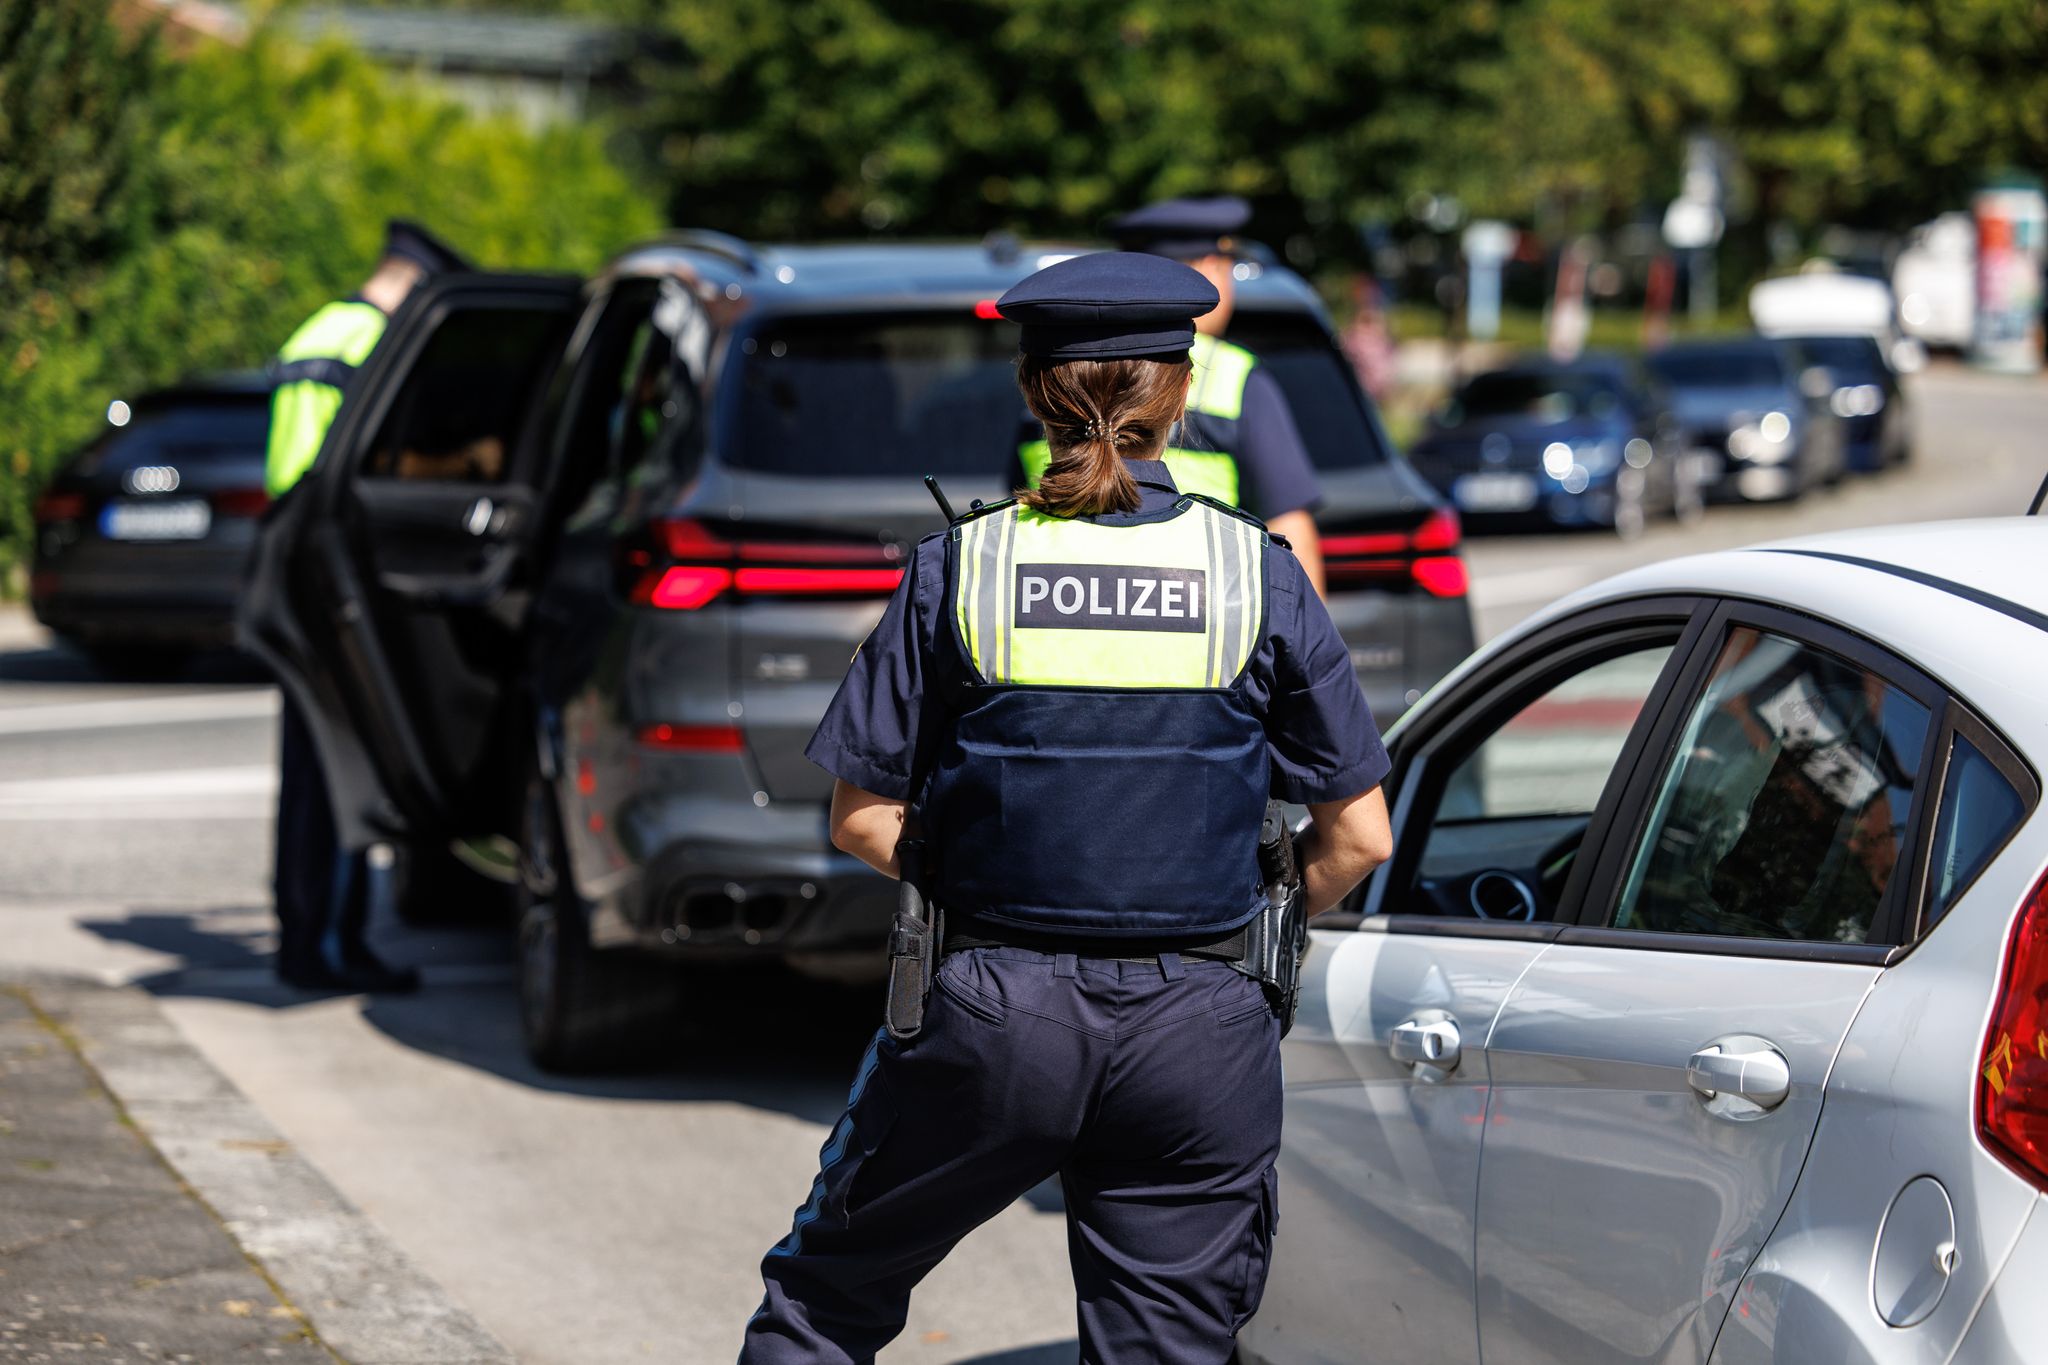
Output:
top-left (1614, 628), bottom-right (1931, 943)
top-left (1927, 734), bottom-right (2027, 927)
top-left (361, 306), bottom-right (569, 483)
top-left (1229, 312), bottom-right (1391, 469)
top-left (1789, 335), bottom-right (1887, 382)
top-left (1398, 643), bottom-right (1674, 922)
top-left (75, 399), bottom-right (269, 474)
top-left (723, 312), bottom-right (1021, 478)
top-left (1647, 348), bottom-right (1786, 388)
top-left (1442, 370), bottom-right (1625, 424)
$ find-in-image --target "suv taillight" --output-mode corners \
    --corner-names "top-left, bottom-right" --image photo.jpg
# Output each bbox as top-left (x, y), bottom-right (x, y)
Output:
top-left (1320, 506), bottom-right (1468, 597)
top-left (632, 518), bottom-right (905, 609)
top-left (1980, 866), bottom-right (2048, 1189)
top-left (33, 491), bottom-right (87, 524)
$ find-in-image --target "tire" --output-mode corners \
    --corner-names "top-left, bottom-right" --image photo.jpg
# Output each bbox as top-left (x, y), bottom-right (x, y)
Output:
top-left (516, 760), bottom-right (679, 1073)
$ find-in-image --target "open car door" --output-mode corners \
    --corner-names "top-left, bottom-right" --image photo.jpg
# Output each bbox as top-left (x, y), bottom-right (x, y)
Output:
top-left (241, 272), bottom-right (585, 855)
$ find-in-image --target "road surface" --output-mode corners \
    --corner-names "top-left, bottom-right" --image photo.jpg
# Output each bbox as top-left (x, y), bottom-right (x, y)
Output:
top-left (0, 362), bottom-right (2039, 1363)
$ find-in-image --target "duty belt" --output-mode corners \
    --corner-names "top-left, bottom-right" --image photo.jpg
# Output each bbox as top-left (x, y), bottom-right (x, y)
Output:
top-left (941, 918), bottom-right (1249, 967)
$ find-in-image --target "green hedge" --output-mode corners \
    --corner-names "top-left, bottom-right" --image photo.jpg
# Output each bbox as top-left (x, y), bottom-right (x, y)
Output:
top-left (0, 6), bottom-right (661, 590)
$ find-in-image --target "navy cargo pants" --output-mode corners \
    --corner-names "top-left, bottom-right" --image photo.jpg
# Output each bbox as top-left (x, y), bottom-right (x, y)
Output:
top-left (741, 945), bottom-right (1283, 1364)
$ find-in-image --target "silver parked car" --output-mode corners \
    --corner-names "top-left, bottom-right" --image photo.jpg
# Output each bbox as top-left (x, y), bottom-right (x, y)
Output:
top-left (1241, 515), bottom-right (2048, 1365)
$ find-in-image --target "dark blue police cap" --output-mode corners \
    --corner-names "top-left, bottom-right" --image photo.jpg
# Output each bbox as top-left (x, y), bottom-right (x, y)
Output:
top-left (996, 252), bottom-right (1220, 361)
top-left (1108, 195), bottom-right (1252, 260)
top-left (382, 219), bottom-right (471, 277)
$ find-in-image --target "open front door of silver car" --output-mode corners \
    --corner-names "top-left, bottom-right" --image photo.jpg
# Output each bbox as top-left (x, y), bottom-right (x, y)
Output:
top-left (1470, 603), bottom-right (1947, 1365)
top-left (1242, 599), bottom-right (1711, 1365)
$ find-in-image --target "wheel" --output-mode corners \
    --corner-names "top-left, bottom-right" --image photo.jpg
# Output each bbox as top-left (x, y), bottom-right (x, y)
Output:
top-left (516, 759), bottom-right (678, 1073)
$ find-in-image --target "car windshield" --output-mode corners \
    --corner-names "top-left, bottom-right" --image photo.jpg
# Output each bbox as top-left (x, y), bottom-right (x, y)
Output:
top-left (74, 397), bottom-right (270, 474)
top-left (1790, 336), bottom-right (1886, 381)
top-left (1443, 370), bottom-right (1624, 424)
top-left (1647, 348), bottom-right (1786, 388)
top-left (720, 307), bottom-right (1389, 477)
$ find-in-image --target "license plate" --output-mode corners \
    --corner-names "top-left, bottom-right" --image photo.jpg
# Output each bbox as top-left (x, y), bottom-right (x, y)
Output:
top-left (1453, 472), bottom-right (1538, 513)
top-left (100, 499), bottom-right (211, 541)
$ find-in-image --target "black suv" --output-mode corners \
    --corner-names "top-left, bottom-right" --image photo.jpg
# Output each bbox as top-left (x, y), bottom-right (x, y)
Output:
top-left (242, 234), bottom-right (1472, 1069)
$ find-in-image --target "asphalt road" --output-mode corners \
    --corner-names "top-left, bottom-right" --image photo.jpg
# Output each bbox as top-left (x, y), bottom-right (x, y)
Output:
top-left (0, 361), bottom-right (2040, 1364)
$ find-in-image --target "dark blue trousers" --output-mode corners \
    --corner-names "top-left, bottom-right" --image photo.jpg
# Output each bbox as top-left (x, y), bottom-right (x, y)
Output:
top-left (741, 946), bottom-right (1283, 1364)
top-left (273, 696), bottom-right (368, 979)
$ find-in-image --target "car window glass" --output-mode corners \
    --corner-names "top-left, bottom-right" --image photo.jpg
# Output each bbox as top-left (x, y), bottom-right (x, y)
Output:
top-left (1226, 312), bottom-right (1392, 469)
top-left (359, 306), bottom-right (568, 484)
top-left (1397, 643), bottom-right (1674, 923)
top-left (1926, 734), bottom-right (2026, 928)
top-left (1613, 627), bottom-right (1931, 943)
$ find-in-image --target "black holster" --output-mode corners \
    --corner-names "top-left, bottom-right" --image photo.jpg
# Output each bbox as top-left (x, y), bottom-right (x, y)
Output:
top-left (884, 839), bottom-right (943, 1040)
top-left (1240, 801), bottom-right (1309, 1037)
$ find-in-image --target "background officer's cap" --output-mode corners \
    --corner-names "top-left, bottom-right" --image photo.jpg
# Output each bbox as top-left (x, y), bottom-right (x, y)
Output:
top-left (996, 252), bottom-right (1219, 361)
top-left (382, 219), bottom-right (472, 278)
top-left (1108, 195), bottom-right (1252, 260)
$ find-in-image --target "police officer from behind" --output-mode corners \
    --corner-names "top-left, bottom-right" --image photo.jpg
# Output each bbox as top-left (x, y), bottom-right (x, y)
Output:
top-left (1015, 195), bottom-right (1327, 594)
top-left (265, 219), bottom-right (469, 993)
top-left (742, 253), bottom-right (1394, 1362)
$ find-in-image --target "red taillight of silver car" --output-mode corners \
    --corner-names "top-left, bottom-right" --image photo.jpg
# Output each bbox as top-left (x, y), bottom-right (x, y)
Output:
top-left (1980, 867), bottom-right (2048, 1188)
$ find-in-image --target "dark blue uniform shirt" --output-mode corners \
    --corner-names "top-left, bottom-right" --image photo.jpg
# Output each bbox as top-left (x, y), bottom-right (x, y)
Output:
top-left (806, 460), bottom-right (1388, 806)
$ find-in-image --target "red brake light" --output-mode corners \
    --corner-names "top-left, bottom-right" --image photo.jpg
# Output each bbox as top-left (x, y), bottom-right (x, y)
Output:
top-left (33, 491), bottom-right (86, 523)
top-left (636, 519), bottom-right (904, 609)
top-left (638, 723), bottom-right (746, 752)
top-left (1322, 506), bottom-right (1466, 597)
top-left (974, 299), bottom-right (1004, 320)
top-left (1980, 867), bottom-right (2048, 1189)
top-left (210, 488), bottom-right (271, 518)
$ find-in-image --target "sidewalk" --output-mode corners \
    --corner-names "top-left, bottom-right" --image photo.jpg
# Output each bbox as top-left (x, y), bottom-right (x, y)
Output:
top-left (0, 976), bottom-right (514, 1364)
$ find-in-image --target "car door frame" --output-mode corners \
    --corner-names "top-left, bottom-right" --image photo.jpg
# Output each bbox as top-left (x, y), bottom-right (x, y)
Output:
top-left (1359, 592), bottom-right (1720, 936)
top-left (1556, 596), bottom-right (1955, 959)
top-left (241, 271), bottom-right (587, 851)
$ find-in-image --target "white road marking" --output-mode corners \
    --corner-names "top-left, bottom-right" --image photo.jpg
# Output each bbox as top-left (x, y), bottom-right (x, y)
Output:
top-left (0, 765), bottom-right (277, 819)
top-left (0, 690), bottom-right (278, 737)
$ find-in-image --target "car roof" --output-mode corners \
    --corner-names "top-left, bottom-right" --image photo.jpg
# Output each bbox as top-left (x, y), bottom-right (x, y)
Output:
top-left (1648, 336), bottom-right (1785, 358)
top-left (137, 370), bottom-right (274, 406)
top-left (1468, 517), bottom-right (2048, 747)
top-left (600, 234), bottom-right (1326, 315)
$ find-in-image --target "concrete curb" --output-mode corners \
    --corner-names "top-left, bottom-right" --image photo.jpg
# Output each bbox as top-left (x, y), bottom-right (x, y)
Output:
top-left (6, 971), bottom-right (516, 1365)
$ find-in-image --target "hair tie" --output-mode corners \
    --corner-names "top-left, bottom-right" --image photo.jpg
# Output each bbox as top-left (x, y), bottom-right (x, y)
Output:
top-left (1083, 419), bottom-right (1116, 442)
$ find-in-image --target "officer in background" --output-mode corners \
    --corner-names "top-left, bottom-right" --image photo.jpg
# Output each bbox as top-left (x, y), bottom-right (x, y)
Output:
top-left (742, 253), bottom-right (1393, 1362)
top-left (265, 219), bottom-right (469, 992)
top-left (1013, 195), bottom-right (1328, 593)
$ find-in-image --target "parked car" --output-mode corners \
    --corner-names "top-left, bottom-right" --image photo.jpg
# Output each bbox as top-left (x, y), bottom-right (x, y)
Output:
top-left (30, 372), bottom-right (273, 672)
top-left (1240, 514), bottom-right (2048, 1365)
top-left (239, 233), bottom-right (1474, 1069)
top-left (1407, 353), bottom-right (1700, 538)
top-left (1893, 212), bottom-right (1977, 352)
top-left (1777, 332), bottom-right (1913, 473)
top-left (1646, 337), bottom-right (1846, 502)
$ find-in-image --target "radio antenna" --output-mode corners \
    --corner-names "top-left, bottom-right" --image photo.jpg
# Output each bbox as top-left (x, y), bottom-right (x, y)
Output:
top-left (924, 475), bottom-right (958, 522)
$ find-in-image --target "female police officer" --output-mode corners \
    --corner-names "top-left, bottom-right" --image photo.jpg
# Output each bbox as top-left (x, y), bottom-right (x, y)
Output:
top-left (741, 252), bottom-right (1393, 1363)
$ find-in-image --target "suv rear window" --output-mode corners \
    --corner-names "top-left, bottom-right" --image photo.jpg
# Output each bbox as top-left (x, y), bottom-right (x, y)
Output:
top-left (722, 307), bottom-right (1389, 478)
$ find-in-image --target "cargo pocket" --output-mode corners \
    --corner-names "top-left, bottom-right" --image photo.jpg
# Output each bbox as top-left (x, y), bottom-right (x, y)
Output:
top-left (821, 1066), bottom-right (899, 1224)
top-left (1231, 1165), bottom-right (1281, 1330)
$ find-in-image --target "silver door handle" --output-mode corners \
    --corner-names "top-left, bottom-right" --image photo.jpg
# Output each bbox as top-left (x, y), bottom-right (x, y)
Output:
top-left (1390, 1017), bottom-right (1462, 1071)
top-left (1687, 1043), bottom-right (1791, 1110)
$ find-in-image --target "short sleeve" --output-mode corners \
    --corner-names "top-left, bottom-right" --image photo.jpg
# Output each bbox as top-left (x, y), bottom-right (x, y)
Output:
top-left (1235, 368), bottom-right (1323, 520)
top-left (1262, 549), bottom-right (1390, 803)
top-left (804, 539), bottom-right (946, 800)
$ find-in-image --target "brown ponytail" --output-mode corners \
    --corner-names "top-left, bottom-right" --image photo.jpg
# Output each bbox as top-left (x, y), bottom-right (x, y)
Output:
top-left (1015, 356), bottom-right (1193, 517)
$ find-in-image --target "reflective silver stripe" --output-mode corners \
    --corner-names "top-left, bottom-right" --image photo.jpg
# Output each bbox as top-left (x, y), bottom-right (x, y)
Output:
top-left (996, 504), bottom-right (1018, 683)
top-left (1196, 507), bottom-right (1212, 687)
top-left (972, 510), bottom-right (1008, 681)
top-left (1218, 509), bottom-right (1251, 685)
top-left (954, 520), bottom-right (979, 675)
top-left (1234, 516), bottom-right (1260, 680)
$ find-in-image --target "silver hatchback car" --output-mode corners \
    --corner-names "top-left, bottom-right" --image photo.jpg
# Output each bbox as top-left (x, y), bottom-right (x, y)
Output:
top-left (1242, 516), bottom-right (2048, 1365)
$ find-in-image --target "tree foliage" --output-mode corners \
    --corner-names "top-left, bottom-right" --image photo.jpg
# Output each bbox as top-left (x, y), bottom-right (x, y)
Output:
top-left (0, 2), bottom-right (660, 582)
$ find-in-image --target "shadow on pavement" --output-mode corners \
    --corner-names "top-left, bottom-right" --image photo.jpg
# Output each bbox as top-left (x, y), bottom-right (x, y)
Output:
top-left (946, 1344), bottom-right (1080, 1365)
top-left (77, 904), bottom-right (883, 1128)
